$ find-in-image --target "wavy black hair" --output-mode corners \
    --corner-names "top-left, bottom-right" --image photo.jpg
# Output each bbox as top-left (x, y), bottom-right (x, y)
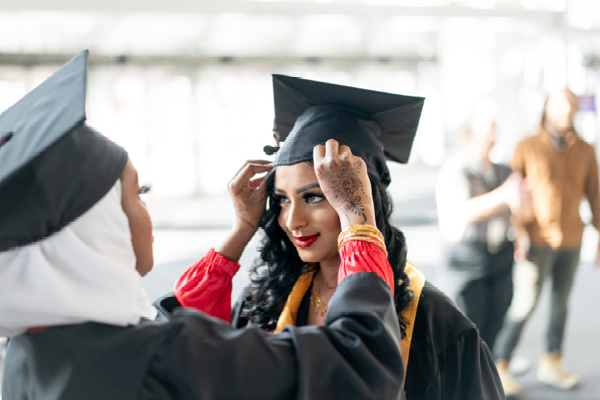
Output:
top-left (239, 164), bottom-right (413, 336)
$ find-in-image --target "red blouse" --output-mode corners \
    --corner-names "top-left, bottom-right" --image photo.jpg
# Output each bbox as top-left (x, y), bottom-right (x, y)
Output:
top-left (174, 240), bottom-right (394, 323)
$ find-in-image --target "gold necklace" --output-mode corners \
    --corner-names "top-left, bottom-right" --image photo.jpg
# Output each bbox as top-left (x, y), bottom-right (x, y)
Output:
top-left (311, 276), bottom-right (328, 317)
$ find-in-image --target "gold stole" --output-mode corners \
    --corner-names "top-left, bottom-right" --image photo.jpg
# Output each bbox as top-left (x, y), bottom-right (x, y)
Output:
top-left (273, 262), bottom-right (426, 376)
top-left (400, 262), bottom-right (425, 374)
top-left (274, 265), bottom-right (317, 333)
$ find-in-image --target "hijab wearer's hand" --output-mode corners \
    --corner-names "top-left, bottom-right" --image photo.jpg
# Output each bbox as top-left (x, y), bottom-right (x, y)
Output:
top-left (228, 160), bottom-right (272, 233)
top-left (313, 139), bottom-right (377, 230)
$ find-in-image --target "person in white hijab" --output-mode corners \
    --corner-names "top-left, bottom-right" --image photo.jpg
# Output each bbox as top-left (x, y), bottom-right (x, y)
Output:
top-left (0, 168), bottom-right (155, 337)
top-left (1, 51), bottom-right (406, 400)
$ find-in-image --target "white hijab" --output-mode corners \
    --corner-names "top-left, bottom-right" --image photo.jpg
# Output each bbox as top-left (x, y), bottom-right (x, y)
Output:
top-left (0, 180), bottom-right (156, 337)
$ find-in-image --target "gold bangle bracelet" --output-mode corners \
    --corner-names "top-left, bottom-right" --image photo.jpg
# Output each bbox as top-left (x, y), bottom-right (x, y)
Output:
top-left (340, 224), bottom-right (383, 238)
top-left (339, 233), bottom-right (385, 246)
top-left (338, 224), bottom-right (383, 245)
top-left (338, 232), bottom-right (383, 246)
top-left (338, 236), bottom-right (388, 257)
top-left (345, 224), bottom-right (381, 231)
top-left (339, 235), bottom-right (384, 249)
top-left (338, 228), bottom-right (383, 238)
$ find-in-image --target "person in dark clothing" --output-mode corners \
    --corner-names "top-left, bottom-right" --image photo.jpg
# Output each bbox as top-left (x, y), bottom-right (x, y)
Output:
top-left (436, 115), bottom-right (529, 353)
top-left (0, 51), bottom-right (405, 400)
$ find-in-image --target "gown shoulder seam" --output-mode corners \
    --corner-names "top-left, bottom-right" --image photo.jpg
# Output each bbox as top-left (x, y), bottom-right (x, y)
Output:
top-left (434, 326), bottom-right (478, 358)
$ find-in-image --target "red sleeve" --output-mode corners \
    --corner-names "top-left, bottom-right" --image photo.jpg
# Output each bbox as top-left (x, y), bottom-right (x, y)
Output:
top-left (337, 240), bottom-right (395, 296)
top-left (174, 248), bottom-right (240, 322)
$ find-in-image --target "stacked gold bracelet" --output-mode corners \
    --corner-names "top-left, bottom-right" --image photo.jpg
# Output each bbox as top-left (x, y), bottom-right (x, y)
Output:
top-left (338, 224), bottom-right (384, 245)
top-left (337, 224), bottom-right (387, 256)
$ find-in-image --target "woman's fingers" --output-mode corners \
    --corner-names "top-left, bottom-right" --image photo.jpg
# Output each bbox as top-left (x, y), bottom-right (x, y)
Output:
top-left (313, 144), bottom-right (326, 165)
top-left (339, 145), bottom-right (351, 157)
top-left (314, 139), bottom-right (345, 169)
top-left (312, 139), bottom-right (376, 229)
top-left (232, 159), bottom-right (271, 179)
top-left (247, 176), bottom-right (269, 202)
top-left (241, 162), bottom-right (272, 180)
top-left (325, 139), bottom-right (339, 160)
top-left (248, 176), bottom-right (267, 190)
top-left (230, 163), bottom-right (272, 193)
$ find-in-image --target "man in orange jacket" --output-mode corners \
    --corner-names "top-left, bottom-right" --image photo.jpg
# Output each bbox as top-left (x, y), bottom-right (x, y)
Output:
top-left (495, 88), bottom-right (600, 395)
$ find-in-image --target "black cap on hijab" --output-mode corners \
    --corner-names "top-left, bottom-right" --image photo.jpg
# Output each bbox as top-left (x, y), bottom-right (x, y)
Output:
top-left (271, 74), bottom-right (425, 187)
top-left (0, 50), bottom-right (128, 252)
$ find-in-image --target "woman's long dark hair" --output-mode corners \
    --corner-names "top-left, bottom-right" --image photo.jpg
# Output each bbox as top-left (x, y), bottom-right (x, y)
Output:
top-left (239, 164), bottom-right (413, 336)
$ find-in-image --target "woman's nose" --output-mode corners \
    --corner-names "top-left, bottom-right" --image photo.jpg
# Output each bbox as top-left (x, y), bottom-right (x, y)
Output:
top-left (285, 202), bottom-right (308, 232)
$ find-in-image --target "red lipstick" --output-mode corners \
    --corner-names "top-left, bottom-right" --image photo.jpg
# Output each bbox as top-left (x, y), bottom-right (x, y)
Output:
top-left (294, 234), bottom-right (320, 248)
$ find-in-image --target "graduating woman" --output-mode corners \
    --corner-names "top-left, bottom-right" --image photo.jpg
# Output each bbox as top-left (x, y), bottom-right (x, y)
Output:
top-left (0, 52), bottom-right (406, 400)
top-left (165, 75), bottom-right (506, 400)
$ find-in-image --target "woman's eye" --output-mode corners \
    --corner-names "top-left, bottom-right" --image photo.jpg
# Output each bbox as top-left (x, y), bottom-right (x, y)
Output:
top-left (305, 194), bottom-right (324, 204)
top-left (277, 195), bottom-right (290, 204)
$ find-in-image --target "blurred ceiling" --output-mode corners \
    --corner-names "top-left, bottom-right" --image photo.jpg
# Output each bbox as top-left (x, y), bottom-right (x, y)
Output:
top-left (0, 0), bottom-right (566, 17)
top-left (0, 0), bottom-right (598, 64)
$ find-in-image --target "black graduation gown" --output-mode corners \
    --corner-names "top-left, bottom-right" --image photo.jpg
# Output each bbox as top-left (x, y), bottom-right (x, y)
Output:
top-left (401, 282), bottom-right (505, 400)
top-left (2, 273), bottom-right (404, 400)
top-left (230, 281), bottom-right (505, 400)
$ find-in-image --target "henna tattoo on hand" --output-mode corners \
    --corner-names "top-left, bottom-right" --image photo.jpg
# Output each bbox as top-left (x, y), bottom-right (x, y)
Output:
top-left (237, 216), bottom-right (256, 229)
top-left (234, 203), bottom-right (257, 229)
top-left (232, 186), bottom-right (244, 196)
top-left (318, 160), bottom-right (371, 224)
top-left (236, 203), bottom-right (246, 214)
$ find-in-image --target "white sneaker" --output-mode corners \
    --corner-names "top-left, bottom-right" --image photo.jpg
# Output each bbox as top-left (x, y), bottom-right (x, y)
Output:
top-left (496, 361), bottom-right (521, 396)
top-left (509, 355), bottom-right (532, 376)
top-left (537, 352), bottom-right (579, 390)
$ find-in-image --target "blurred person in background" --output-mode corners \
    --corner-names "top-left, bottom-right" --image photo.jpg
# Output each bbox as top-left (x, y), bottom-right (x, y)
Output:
top-left (158, 76), bottom-right (506, 400)
top-left (494, 88), bottom-right (600, 396)
top-left (436, 112), bottom-right (530, 357)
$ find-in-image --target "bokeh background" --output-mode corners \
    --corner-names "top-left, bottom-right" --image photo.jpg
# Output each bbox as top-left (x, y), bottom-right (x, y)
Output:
top-left (1, 1), bottom-right (600, 398)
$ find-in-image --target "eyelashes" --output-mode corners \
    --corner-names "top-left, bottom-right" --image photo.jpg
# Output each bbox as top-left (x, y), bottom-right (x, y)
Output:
top-left (274, 191), bottom-right (324, 204)
top-left (139, 184), bottom-right (152, 194)
top-left (274, 194), bottom-right (288, 204)
top-left (304, 192), bottom-right (324, 204)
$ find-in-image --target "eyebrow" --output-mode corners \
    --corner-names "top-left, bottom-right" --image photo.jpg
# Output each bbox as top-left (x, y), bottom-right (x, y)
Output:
top-left (296, 183), bottom-right (320, 194)
top-left (273, 182), bottom-right (321, 195)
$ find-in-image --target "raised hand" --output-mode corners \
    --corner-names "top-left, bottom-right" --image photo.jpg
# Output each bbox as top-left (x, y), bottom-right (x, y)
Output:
top-left (313, 139), bottom-right (376, 230)
top-left (218, 160), bottom-right (272, 263)
top-left (227, 160), bottom-right (272, 232)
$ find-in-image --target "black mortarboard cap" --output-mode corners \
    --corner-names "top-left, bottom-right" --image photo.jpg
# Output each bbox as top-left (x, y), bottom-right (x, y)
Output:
top-left (0, 50), bottom-right (128, 251)
top-left (271, 74), bottom-right (424, 187)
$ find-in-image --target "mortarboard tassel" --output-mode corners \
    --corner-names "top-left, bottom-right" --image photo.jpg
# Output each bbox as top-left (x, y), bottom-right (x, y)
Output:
top-left (263, 131), bottom-right (281, 156)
